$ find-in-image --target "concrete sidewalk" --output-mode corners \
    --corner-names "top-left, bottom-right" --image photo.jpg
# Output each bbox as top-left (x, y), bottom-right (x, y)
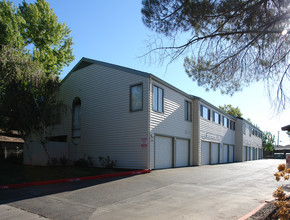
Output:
top-left (0, 204), bottom-right (49, 220)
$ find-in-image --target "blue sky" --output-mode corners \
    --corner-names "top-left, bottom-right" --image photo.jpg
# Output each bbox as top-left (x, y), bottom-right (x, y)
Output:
top-left (11, 0), bottom-right (290, 145)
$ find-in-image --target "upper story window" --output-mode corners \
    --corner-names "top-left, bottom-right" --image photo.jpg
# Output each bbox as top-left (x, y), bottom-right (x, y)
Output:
top-left (200, 105), bottom-right (210, 120)
top-left (223, 116), bottom-right (229, 128)
top-left (130, 84), bottom-right (143, 112)
top-left (230, 120), bottom-right (235, 130)
top-left (72, 97), bottom-right (81, 143)
top-left (185, 100), bottom-right (192, 122)
top-left (153, 85), bottom-right (164, 113)
top-left (213, 111), bottom-right (221, 124)
top-left (243, 123), bottom-right (246, 134)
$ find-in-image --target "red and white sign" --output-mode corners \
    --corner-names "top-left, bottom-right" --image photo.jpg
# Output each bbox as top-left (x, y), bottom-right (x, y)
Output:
top-left (141, 138), bottom-right (148, 148)
top-left (286, 154), bottom-right (290, 169)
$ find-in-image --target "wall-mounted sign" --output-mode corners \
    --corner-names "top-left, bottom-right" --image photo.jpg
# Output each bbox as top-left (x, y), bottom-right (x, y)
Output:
top-left (286, 154), bottom-right (290, 169)
top-left (141, 138), bottom-right (148, 148)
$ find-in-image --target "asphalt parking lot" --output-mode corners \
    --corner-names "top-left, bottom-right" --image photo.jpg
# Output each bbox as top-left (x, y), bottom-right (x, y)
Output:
top-left (0, 159), bottom-right (285, 220)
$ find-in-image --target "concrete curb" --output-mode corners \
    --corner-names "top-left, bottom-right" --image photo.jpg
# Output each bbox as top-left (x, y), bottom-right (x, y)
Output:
top-left (238, 199), bottom-right (274, 220)
top-left (0, 169), bottom-right (150, 190)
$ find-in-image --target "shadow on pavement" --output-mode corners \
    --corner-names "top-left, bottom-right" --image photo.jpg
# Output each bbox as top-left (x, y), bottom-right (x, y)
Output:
top-left (0, 176), bottom-right (129, 205)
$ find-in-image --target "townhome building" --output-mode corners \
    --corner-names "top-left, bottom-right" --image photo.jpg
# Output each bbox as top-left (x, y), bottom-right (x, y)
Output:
top-left (24, 57), bottom-right (263, 169)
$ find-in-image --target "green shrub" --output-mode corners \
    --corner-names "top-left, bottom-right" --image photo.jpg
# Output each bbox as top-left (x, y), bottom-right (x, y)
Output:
top-left (74, 155), bottom-right (93, 167)
top-left (98, 156), bottom-right (117, 169)
top-left (48, 157), bottom-right (58, 166)
top-left (59, 155), bottom-right (68, 166)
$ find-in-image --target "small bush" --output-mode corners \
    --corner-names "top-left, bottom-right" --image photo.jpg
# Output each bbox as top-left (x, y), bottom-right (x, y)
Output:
top-left (59, 155), bottom-right (68, 166)
top-left (74, 155), bottom-right (93, 167)
top-left (48, 157), bottom-right (59, 166)
top-left (98, 156), bottom-right (117, 169)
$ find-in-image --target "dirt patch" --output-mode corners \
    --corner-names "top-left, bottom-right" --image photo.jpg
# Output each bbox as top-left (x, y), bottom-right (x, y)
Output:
top-left (247, 202), bottom-right (277, 220)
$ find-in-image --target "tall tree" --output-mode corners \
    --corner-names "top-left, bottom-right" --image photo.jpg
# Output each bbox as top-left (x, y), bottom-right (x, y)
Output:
top-left (141, 0), bottom-right (290, 109)
top-left (263, 131), bottom-right (275, 152)
top-left (219, 104), bottom-right (243, 117)
top-left (0, 45), bottom-right (60, 162)
top-left (0, 0), bottom-right (74, 76)
top-left (0, 0), bottom-right (74, 162)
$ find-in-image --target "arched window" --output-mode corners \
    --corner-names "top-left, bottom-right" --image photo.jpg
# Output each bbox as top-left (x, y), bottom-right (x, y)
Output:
top-left (72, 97), bottom-right (81, 143)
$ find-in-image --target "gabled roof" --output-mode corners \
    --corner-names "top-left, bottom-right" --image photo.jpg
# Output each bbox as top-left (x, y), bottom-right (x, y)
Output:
top-left (61, 57), bottom-right (261, 128)
top-left (61, 57), bottom-right (194, 100)
top-left (61, 57), bottom-right (150, 84)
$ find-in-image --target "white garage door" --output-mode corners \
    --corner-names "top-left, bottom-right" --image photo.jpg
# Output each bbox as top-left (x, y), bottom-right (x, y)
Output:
top-left (211, 143), bottom-right (219, 164)
top-left (229, 145), bottom-right (234, 163)
top-left (249, 147), bottom-right (252, 160)
top-left (155, 136), bottom-right (173, 169)
top-left (243, 146), bottom-right (247, 161)
top-left (222, 144), bottom-right (228, 163)
top-left (175, 139), bottom-right (189, 167)
top-left (201, 141), bottom-right (210, 165)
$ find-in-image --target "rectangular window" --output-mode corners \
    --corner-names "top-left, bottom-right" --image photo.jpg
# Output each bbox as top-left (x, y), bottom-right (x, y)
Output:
top-left (223, 116), bottom-right (229, 128)
top-left (130, 84), bottom-right (143, 111)
top-left (213, 111), bottom-right (220, 124)
top-left (230, 120), bottom-right (235, 130)
top-left (200, 105), bottom-right (210, 120)
top-left (153, 85), bottom-right (163, 112)
top-left (185, 100), bottom-right (192, 121)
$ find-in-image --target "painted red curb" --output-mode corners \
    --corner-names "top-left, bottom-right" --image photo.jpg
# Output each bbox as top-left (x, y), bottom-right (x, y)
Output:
top-left (238, 201), bottom-right (268, 220)
top-left (0, 169), bottom-right (150, 190)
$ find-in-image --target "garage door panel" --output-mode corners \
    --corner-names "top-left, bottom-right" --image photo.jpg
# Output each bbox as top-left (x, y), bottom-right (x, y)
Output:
top-left (175, 139), bottom-right (189, 167)
top-left (201, 141), bottom-right (210, 165)
top-left (211, 143), bottom-right (219, 164)
top-left (221, 144), bottom-right (228, 163)
top-left (229, 145), bottom-right (234, 163)
top-left (155, 136), bottom-right (173, 169)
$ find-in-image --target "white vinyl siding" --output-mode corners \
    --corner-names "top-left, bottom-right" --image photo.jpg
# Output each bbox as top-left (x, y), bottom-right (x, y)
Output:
top-left (149, 79), bottom-right (193, 169)
top-left (52, 63), bottom-right (149, 169)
